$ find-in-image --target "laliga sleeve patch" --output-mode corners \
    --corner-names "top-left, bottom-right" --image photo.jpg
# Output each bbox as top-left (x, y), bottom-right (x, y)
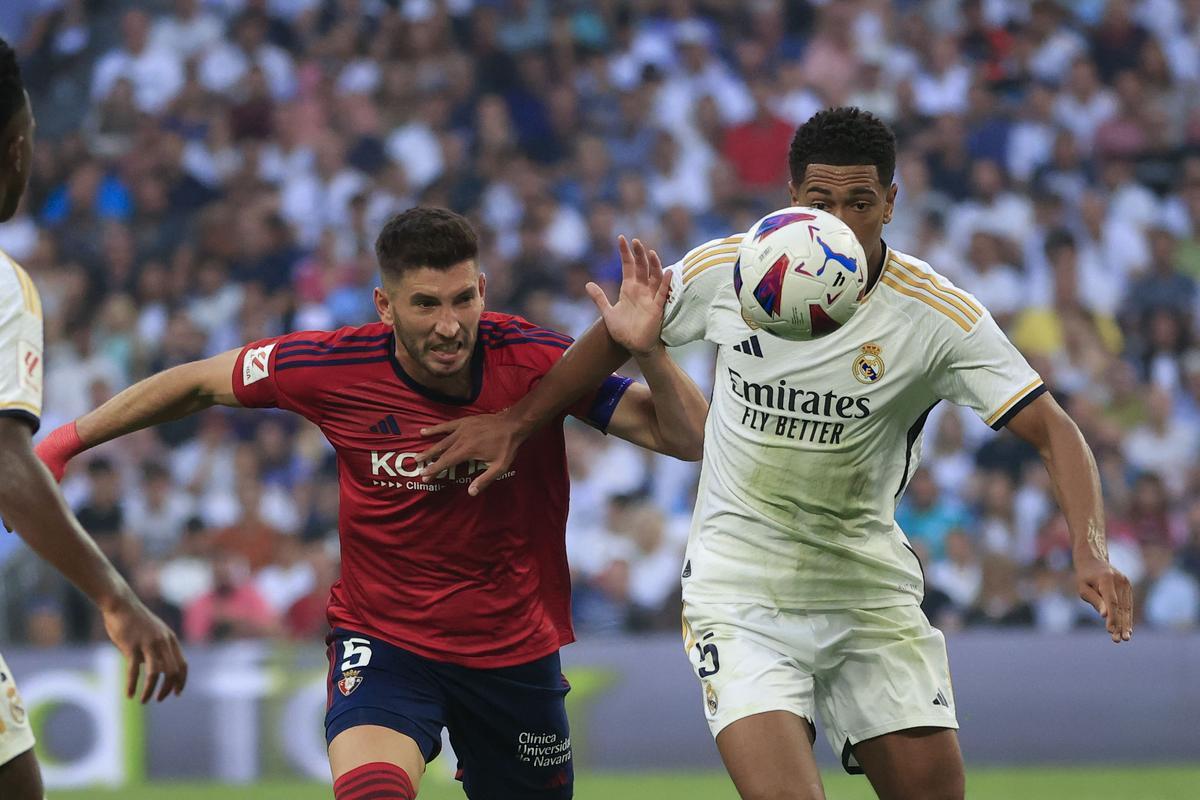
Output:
top-left (242, 343), bottom-right (276, 386)
top-left (17, 339), bottom-right (41, 397)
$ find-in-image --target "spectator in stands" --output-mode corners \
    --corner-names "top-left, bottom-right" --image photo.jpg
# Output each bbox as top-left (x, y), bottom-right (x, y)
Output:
top-left (929, 529), bottom-right (983, 618)
top-left (90, 8), bottom-right (183, 113)
top-left (183, 552), bottom-right (278, 643)
top-left (124, 461), bottom-right (193, 561)
top-left (896, 469), bottom-right (969, 561)
top-left (967, 555), bottom-right (1035, 627)
top-left (1139, 542), bottom-right (1200, 630)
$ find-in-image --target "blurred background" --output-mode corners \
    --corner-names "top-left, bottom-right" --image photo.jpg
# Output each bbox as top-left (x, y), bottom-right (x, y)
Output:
top-left (0, 0), bottom-right (1198, 797)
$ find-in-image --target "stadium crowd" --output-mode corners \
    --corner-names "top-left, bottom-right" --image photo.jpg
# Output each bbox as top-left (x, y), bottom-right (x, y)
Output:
top-left (1, 0), bottom-right (1199, 645)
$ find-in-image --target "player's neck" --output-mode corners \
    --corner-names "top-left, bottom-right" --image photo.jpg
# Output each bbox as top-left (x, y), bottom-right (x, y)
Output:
top-left (862, 240), bottom-right (887, 295)
top-left (394, 345), bottom-right (476, 399)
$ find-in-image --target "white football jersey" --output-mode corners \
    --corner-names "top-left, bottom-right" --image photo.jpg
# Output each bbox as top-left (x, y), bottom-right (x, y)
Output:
top-left (0, 250), bottom-right (43, 432)
top-left (664, 235), bottom-right (1043, 610)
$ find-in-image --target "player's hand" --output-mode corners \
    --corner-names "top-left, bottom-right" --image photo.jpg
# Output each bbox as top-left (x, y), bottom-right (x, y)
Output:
top-left (1075, 557), bottom-right (1133, 643)
top-left (417, 409), bottom-right (525, 496)
top-left (101, 592), bottom-right (188, 702)
top-left (586, 236), bottom-right (670, 358)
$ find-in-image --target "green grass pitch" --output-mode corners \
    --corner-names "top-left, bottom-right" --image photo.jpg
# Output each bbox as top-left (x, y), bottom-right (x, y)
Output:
top-left (53, 766), bottom-right (1200, 800)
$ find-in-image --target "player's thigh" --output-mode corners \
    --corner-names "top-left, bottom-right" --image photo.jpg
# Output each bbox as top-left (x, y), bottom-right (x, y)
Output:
top-left (325, 629), bottom-right (449, 783)
top-left (442, 650), bottom-right (573, 800)
top-left (716, 711), bottom-right (826, 800)
top-left (683, 602), bottom-right (823, 800)
top-left (682, 601), bottom-right (817, 740)
top-left (0, 657), bottom-right (39, 800)
top-left (0, 749), bottom-right (42, 800)
top-left (813, 604), bottom-right (959, 779)
top-left (328, 725), bottom-right (425, 788)
top-left (852, 726), bottom-right (964, 800)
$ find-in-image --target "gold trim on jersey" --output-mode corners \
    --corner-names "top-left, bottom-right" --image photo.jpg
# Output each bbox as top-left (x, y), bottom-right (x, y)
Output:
top-left (682, 236), bottom-right (744, 282)
top-left (0, 400), bottom-right (41, 416)
top-left (887, 257), bottom-right (982, 320)
top-left (985, 379), bottom-right (1044, 427)
top-left (1, 251), bottom-right (41, 318)
top-left (881, 258), bottom-right (982, 332)
top-left (683, 253), bottom-right (738, 284)
top-left (879, 273), bottom-right (973, 332)
top-left (682, 235), bottom-right (742, 270)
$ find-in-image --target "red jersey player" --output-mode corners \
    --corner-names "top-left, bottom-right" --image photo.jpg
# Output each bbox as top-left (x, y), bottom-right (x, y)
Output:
top-left (34, 207), bottom-right (708, 800)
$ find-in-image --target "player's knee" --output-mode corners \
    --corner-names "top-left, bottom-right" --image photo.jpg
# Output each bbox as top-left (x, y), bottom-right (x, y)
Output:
top-left (735, 775), bottom-right (826, 800)
top-left (882, 766), bottom-right (964, 800)
top-left (922, 758), bottom-right (965, 800)
top-left (907, 781), bottom-right (964, 800)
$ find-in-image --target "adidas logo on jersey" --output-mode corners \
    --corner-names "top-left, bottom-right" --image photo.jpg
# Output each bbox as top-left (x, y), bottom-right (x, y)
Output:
top-left (732, 336), bottom-right (763, 357)
top-left (368, 415), bottom-right (401, 435)
top-left (932, 689), bottom-right (950, 707)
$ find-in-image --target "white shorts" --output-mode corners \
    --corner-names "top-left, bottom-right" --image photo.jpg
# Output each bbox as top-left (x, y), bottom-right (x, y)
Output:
top-left (0, 653), bottom-right (34, 767)
top-left (682, 600), bottom-right (957, 772)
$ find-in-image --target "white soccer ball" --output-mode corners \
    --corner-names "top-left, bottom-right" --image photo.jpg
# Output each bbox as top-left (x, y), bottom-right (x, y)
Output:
top-left (733, 207), bottom-right (868, 341)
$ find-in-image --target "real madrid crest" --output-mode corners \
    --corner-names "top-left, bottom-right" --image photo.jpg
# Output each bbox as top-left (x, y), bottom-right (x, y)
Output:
top-left (852, 342), bottom-right (885, 384)
top-left (338, 669), bottom-right (364, 696)
top-left (704, 681), bottom-right (718, 715)
top-left (740, 306), bottom-right (761, 331)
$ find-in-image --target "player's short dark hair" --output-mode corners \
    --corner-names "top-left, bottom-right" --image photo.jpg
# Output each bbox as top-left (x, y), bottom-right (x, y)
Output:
top-left (788, 107), bottom-right (897, 186)
top-left (375, 207), bottom-right (479, 280)
top-left (1044, 227), bottom-right (1076, 256)
top-left (0, 37), bottom-right (26, 132)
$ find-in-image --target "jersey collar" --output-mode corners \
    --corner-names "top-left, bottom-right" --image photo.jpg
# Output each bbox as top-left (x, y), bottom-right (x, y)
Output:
top-left (859, 239), bottom-right (891, 304)
top-left (387, 333), bottom-right (485, 406)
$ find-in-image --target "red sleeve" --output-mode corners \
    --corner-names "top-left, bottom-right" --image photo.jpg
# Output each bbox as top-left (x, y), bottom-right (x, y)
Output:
top-left (231, 330), bottom-right (331, 419)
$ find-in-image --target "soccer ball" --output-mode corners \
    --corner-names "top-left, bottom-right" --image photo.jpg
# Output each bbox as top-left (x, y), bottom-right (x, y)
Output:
top-left (733, 207), bottom-right (868, 341)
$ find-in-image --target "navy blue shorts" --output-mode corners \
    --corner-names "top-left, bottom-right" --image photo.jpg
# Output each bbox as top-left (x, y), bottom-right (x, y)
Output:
top-left (325, 628), bottom-right (573, 799)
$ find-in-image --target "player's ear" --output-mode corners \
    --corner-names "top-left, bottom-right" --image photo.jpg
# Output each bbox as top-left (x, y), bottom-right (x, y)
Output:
top-left (883, 183), bottom-right (898, 224)
top-left (373, 286), bottom-right (393, 325)
top-left (3, 134), bottom-right (22, 176)
top-left (477, 271), bottom-right (486, 307)
top-left (787, 179), bottom-right (801, 207)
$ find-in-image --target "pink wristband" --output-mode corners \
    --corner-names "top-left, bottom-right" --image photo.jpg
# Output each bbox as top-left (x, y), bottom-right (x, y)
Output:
top-left (34, 420), bottom-right (86, 481)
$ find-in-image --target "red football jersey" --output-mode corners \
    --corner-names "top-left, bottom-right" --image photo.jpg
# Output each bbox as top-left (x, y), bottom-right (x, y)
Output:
top-left (232, 312), bottom-right (631, 668)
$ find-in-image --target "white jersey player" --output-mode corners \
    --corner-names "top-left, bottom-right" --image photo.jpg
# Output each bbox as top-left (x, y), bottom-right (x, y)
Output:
top-left (0, 250), bottom-right (40, 766)
top-left (666, 233), bottom-right (1037, 771)
top-left (419, 107), bottom-right (1134, 800)
top-left (665, 237), bottom-right (1043, 613)
top-left (0, 37), bottom-right (186, 800)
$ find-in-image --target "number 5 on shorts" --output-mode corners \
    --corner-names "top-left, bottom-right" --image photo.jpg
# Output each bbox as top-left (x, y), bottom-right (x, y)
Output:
top-left (341, 637), bottom-right (374, 670)
top-left (695, 639), bottom-right (720, 678)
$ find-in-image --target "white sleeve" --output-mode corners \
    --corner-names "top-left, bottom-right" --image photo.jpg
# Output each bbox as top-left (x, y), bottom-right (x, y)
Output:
top-left (928, 310), bottom-right (1045, 430)
top-left (0, 258), bottom-right (44, 432)
top-left (660, 234), bottom-right (741, 347)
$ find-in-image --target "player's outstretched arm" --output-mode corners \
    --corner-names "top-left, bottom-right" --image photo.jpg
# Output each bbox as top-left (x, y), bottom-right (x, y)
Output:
top-left (0, 417), bottom-right (187, 702)
top-left (1006, 393), bottom-right (1133, 643)
top-left (585, 239), bottom-right (707, 459)
top-left (36, 348), bottom-right (243, 480)
top-left (602, 348), bottom-right (707, 460)
top-left (419, 236), bottom-right (658, 494)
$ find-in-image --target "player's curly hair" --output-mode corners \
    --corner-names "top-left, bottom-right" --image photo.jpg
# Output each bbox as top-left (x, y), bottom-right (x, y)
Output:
top-left (375, 207), bottom-right (479, 279)
top-left (0, 37), bottom-right (25, 132)
top-left (788, 107), bottom-right (896, 186)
